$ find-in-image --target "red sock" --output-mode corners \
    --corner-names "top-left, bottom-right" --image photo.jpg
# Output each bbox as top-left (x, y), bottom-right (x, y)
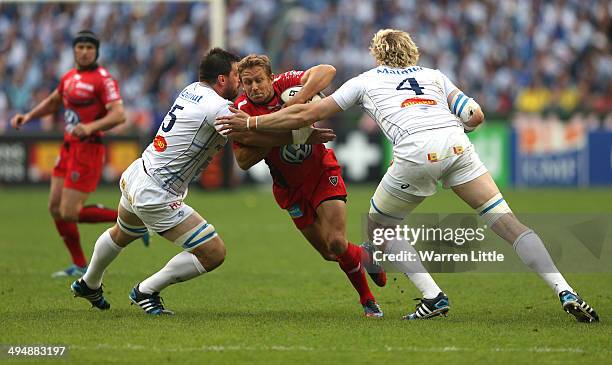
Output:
top-left (78, 204), bottom-right (118, 223)
top-left (53, 219), bottom-right (87, 267)
top-left (337, 242), bottom-right (375, 305)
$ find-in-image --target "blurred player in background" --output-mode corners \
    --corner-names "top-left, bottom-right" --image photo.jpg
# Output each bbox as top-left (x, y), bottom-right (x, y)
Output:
top-left (217, 30), bottom-right (600, 323)
top-left (69, 48), bottom-right (242, 315)
top-left (230, 54), bottom-right (385, 317)
top-left (9, 30), bottom-right (140, 278)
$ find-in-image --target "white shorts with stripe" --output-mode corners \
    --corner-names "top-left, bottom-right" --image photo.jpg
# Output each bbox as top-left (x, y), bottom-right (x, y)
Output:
top-left (381, 126), bottom-right (488, 200)
top-left (119, 158), bottom-right (194, 233)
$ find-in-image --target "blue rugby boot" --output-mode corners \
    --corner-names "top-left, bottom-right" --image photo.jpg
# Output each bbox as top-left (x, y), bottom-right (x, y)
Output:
top-left (71, 279), bottom-right (110, 310)
top-left (52, 264), bottom-right (87, 278)
top-left (403, 292), bottom-right (450, 320)
top-left (129, 284), bottom-right (175, 315)
top-left (363, 299), bottom-right (384, 318)
top-left (360, 242), bottom-right (387, 287)
top-left (559, 291), bottom-right (599, 323)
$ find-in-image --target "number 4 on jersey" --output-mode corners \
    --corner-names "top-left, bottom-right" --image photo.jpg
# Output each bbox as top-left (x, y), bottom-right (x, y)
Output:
top-left (396, 77), bottom-right (424, 95)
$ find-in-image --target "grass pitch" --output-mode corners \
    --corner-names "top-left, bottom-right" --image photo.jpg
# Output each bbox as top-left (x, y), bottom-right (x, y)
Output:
top-left (1, 185), bottom-right (611, 364)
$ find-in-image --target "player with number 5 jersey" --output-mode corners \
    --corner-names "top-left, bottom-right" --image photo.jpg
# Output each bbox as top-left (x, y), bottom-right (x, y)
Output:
top-left (70, 48), bottom-right (241, 315)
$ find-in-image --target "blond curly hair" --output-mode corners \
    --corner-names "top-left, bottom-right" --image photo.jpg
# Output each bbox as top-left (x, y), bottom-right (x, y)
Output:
top-left (369, 29), bottom-right (419, 68)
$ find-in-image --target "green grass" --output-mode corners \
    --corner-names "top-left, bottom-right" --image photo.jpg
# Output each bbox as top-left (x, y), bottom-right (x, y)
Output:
top-left (1, 185), bottom-right (611, 364)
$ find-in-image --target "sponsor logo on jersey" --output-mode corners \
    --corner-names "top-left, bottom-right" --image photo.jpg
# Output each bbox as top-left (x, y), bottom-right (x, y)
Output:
top-left (401, 97), bottom-right (437, 107)
top-left (153, 135), bottom-right (168, 152)
top-left (179, 89), bottom-right (203, 103)
top-left (452, 146), bottom-right (464, 155)
top-left (329, 176), bottom-right (338, 186)
top-left (169, 200), bottom-right (183, 210)
top-left (427, 152), bottom-right (438, 162)
top-left (64, 109), bottom-right (80, 133)
top-left (280, 144), bottom-right (312, 164)
top-left (75, 81), bottom-right (94, 92)
top-left (104, 78), bottom-right (119, 101)
top-left (287, 203), bottom-right (304, 218)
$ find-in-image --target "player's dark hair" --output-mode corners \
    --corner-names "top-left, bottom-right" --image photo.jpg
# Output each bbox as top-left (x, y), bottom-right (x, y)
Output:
top-left (199, 48), bottom-right (240, 84)
top-left (73, 30), bottom-right (100, 62)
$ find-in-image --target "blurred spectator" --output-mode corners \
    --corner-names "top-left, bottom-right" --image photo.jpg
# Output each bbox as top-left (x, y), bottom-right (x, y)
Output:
top-left (0, 0), bottom-right (610, 136)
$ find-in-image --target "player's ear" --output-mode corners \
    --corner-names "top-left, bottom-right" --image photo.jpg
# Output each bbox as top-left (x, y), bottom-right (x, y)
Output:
top-left (216, 74), bottom-right (226, 87)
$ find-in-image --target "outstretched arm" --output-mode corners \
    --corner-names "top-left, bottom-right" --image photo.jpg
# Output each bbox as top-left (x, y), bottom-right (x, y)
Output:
top-left (229, 127), bottom-right (335, 147)
top-left (217, 97), bottom-right (343, 133)
top-left (10, 89), bottom-right (62, 130)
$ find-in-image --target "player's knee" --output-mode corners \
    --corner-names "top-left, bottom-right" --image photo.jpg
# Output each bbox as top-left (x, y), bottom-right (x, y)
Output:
top-left (109, 223), bottom-right (137, 247)
top-left (48, 203), bottom-right (62, 220)
top-left (193, 238), bottom-right (226, 272)
top-left (476, 193), bottom-right (513, 227)
top-left (59, 206), bottom-right (79, 222)
top-left (175, 222), bottom-right (225, 270)
top-left (318, 249), bottom-right (338, 261)
top-left (325, 234), bottom-right (347, 257)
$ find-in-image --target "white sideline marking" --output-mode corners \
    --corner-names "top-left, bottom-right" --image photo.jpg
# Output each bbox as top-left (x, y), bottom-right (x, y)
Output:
top-left (70, 344), bottom-right (601, 353)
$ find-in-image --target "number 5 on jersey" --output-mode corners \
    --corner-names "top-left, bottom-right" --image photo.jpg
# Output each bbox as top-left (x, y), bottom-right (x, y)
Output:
top-left (162, 104), bottom-right (184, 132)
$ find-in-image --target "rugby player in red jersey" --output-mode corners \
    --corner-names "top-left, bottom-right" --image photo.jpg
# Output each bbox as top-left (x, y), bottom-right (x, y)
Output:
top-left (230, 54), bottom-right (386, 317)
top-left (10, 30), bottom-right (145, 277)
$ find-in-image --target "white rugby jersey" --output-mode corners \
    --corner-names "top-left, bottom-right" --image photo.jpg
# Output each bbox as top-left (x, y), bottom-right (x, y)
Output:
top-left (141, 82), bottom-right (231, 196)
top-left (331, 66), bottom-right (463, 146)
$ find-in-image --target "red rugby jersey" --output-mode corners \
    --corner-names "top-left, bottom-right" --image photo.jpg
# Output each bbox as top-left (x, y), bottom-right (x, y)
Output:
top-left (57, 65), bottom-right (121, 142)
top-left (233, 70), bottom-right (338, 188)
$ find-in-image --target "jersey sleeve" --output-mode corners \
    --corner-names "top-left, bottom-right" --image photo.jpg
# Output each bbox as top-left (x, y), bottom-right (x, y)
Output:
top-left (96, 70), bottom-right (122, 105)
top-left (438, 70), bottom-right (460, 97)
top-left (212, 100), bottom-right (233, 137)
top-left (331, 76), bottom-right (365, 110)
top-left (273, 70), bottom-right (305, 91)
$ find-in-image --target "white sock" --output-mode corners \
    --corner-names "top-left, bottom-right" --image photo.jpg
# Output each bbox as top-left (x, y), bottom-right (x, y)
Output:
top-left (385, 239), bottom-right (442, 299)
top-left (139, 251), bottom-right (206, 294)
top-left (513, 230), bottom-right (574, 295)
top-left (82, 229), bottom-right (123, 289)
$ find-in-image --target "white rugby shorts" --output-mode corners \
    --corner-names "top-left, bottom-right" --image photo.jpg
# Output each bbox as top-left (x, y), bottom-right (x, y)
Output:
top-left (119, 158), bottom-right (194, 233)
top-left (381, 126), bottom-right (488, 199)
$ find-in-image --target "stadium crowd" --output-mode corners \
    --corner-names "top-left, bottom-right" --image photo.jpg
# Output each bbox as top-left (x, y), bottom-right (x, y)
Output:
top-left (0, 0), bottom-right (610, 134)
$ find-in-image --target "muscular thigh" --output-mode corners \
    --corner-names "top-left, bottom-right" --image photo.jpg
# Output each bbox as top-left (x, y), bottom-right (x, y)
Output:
top-left (315, 199), bottom-right (347, 236)
top-left (298, 199), bottom-right (348, 259)
top-left (451, 172), bottom-right (500, 209)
